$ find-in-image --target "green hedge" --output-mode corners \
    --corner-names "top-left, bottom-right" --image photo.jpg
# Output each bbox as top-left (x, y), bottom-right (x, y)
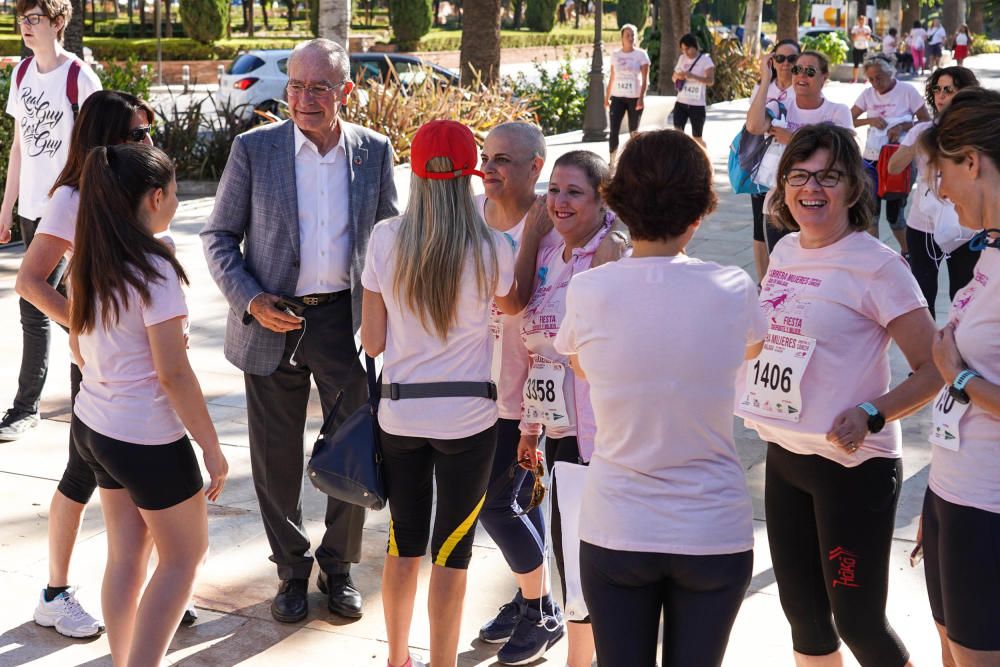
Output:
top-left (0, 35), bottom-right (303, 60)
top-left (412, 27), bottom-right (619, 51)
top-left (525, 0), bottom-right (560, 32)
top-left (388, 0), bottom-right (433, 50)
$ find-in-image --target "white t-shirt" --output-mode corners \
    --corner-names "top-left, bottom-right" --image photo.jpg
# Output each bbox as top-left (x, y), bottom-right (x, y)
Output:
top-left (610, 48), bottom-right (650, 98)
top-left (361, 216), bottom-right (516, 439)
top-left (852, 24), bottom-right (873, 50)
top-left (674, 52), bottom-right (714, 107)
top-left (853, 80), bottom-right (926, 124)
top-left (769, 96), bottom-right (855, 133)
top-left (909, 28), bottom-right (927, 49)
top-left (36, 184), bottom-right (79, 249)
top-left (930, 248), bottom-right (1000, 514)
top-left (736, 232), bottom-right (927, 466)
top-left (74, 255), bottom-right (188, 445)
top-left (955, 32), bottom-right (970, 46)
top-left (751, 80), bottom-right (795, 108)
top-left (882, 34), bottom-right (898, 53)
top-left (5, 57), bottom-right (101, 220)
top-left (555, 255), bottom-right (767, 556)
top-left (900, 121), bottom-right (952, 234)
top-left (928, 25), bottom-right (946, 45)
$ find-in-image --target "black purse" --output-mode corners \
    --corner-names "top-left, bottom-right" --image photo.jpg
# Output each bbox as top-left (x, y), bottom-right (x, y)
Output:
top-left (307, 354), bottom-right (386, 510)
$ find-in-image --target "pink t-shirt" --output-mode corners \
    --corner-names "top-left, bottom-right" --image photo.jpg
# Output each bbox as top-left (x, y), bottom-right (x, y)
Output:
top-left (930, 248), bottom-right (1000, 514)
top-left (555, 255), bottom-right (767, 555)
top-left (736, 232), bottom-right (927, 466)
top-left (36, 185), bottom-right (79, 249)
top-left (853, 80), bottom-right (926, 122)
top-left (74, 255), bottom-right (188, 445)
top-left (362, 216), bottom-right (515, 439)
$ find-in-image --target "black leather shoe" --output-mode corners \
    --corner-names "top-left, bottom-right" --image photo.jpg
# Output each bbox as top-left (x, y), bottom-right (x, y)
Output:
top-left (270, 578), bottom-right (309, 623)
top-left (317, 571), bottom-right (363, 618)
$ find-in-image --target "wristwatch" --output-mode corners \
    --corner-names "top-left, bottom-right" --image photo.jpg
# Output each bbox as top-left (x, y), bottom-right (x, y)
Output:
top-left (857, 402), bottom-right (885, 434)
top-left (948, 369), bottom-right (981, 405)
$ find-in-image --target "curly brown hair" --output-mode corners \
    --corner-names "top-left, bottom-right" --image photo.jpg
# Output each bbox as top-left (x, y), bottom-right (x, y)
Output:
top-left (602, 129), bottom-right (717, 241)
top-left (767, 124), bottom-right (874, 232)
top-left (925, 66), bottom-right (980, 115)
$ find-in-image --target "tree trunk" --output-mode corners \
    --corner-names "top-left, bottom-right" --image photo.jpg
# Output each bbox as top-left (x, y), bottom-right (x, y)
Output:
top-left (968, 0), bottom-right (985, 34)
top-left (902, 0), bottom-right (919, 32)
top-left (889, 0), bottom-right (902, 32)
top-left (512, 0), bottom-right (521, 28)
top-left (127, 0), bottom-right (133, 36)
top-left (165, 0), bottom-right (173, 37)
top-left (248, 0), bottom-right (255, 36)
top-left (742, 0), bottom-right (763, 59)
top-left (140, 0), bottom-right (146, 37)
top-left (285, 0), bottom-right (294, 27)
top-left (260, 0), bottom-right (270, 29)
top-left (318, 0), bottom-right (349, 47)
top-left (942, 0), bottom-right (965, 35)
top-left (775, 0), bottom-right (798, 41)
top-left (460, 0), bottom-right (501, 85)
top-left (658, 0), bottom-right (688, 94)
top-left (64, 0), bottom-right (84, 55)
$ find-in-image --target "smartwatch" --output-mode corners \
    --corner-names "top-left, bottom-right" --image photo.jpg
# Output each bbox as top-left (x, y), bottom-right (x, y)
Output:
top-left (857, 402), bottom-right (885, 434)
top-left (948, 369), bottom-right (981, 405)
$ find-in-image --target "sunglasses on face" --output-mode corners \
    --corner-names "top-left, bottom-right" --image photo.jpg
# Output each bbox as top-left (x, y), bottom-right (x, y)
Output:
top-left (931, 84), bottom-right (957, 95)
top-left (16, 13), bottom-right (47, 25)
top-left (127, 125), bottom-right (152, 143)
top-left (785, 168), bottom-right (844, 188)
top-left (510, 459), bottom-right (546, 517)
top-left (791, 65), bottom-right (818, 77)
top-left (773, 54), bottom-right (798, 64)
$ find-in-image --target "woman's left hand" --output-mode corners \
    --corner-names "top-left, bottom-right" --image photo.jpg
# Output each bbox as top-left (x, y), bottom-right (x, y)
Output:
top-left (826, 407), bottom-right (870, 454)
top-left (517, 435), bottom-right (541, 470)
top-left (635, 97), bottom-right (644, 111)
top-left (932, 323), bottom-right (965, 384)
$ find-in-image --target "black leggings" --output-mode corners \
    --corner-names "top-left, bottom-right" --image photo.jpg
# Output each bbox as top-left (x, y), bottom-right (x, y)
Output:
top-left (581, 541), bottom-right (752, 667)
top-left (381, 424), bottom-right (496, 569)
top-left (751, 193), bottom-right (792, 250)
top-left (478, 419), bottom-right (546, 574)
top-left (57, 363), bottom-right (97, 504)
top-left (765, 443), bottom-right (909, 666)
top-left (545, 435), bottom-right (589, 622)
top-left (608, 96), bottom-right (643, 152)
top-left (905, 227), bottom-right (980, 320)
top-left (672, 102), bottom-right (707, 137)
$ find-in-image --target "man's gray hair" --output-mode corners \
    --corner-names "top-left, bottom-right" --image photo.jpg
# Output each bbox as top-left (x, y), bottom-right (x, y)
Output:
top-left (289, 38), bottom-right (351, 81)
top-left (490, 121), bottom-right (547, 161)
top-left (863, 54), bottom-right (896, 78)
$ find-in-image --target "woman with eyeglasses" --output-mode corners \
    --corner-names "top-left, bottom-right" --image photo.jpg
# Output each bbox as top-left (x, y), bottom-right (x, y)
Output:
top-left (746, 38), bottom-right (800, 281)
top-left (512, 149), bottom-right (627, 667)
top-left (13, 90), bottom-right (154, 640)
top-left (736, 125), bottom-right (940, 667)
top-left (852, 54), bottom-right (931, 258)
top-left (917, 85), bottom-right (1000, 667)
top-left (887, 66), bottom-right (981, 319)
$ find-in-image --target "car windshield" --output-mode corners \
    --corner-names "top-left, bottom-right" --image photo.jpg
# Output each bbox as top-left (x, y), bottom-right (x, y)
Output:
top-left (228, 54), bottom-right (266, 75)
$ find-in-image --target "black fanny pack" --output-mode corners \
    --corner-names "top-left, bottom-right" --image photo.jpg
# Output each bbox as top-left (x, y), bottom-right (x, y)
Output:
top-left (379, 381), bottom-right (497, 401)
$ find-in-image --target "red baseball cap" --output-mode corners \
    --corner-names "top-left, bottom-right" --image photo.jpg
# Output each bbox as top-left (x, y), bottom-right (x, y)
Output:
top-left (410, 120), bottom-right (485, 180)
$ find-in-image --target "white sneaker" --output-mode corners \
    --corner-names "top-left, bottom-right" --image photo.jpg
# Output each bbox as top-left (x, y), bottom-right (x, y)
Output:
top-left (33, 587), bottom-right (105, 638)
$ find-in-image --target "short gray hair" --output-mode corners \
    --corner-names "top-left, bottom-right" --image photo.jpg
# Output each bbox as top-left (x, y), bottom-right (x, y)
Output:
top-left (289, 38), bottom-right (350, 81)
top-left (490, 122), bottom-right (546, 161)
top-left (863, 54), bottom-right (896, 78)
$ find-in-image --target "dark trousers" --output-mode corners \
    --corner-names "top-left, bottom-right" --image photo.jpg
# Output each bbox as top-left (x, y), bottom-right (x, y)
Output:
top-left (58, 363), bottom-right (97, 504)
top-left (608, 96), bottom-right (643, 153)
top-left (14, 216), bottom-right (67, 414)
top-left (905, 227), bottom-right (980, 320)
top-left (244, 293), bottom-right (368, 581)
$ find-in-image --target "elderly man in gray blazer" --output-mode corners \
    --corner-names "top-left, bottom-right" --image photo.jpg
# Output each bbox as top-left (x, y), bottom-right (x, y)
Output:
top-left (201, 38), bottom-right (399, 623)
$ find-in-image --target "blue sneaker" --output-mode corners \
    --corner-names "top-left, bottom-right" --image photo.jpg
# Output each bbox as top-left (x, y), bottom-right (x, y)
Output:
top-left (496, 600), bottom-right (564, 665)
top-left (478, 591), bottom-right (525, 643)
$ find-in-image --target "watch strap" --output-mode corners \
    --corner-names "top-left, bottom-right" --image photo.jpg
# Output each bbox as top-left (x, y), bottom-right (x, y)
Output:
top-left (953, 369), bottom-right (981, 392)
top-left (857, 402), bottom-right (879, 418)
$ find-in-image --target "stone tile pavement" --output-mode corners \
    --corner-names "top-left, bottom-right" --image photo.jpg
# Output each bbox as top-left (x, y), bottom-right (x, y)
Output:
top-left (1, 54), bottom-right (998, 667)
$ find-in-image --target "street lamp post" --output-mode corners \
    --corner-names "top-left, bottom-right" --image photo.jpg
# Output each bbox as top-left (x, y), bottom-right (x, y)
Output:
top-left (581, 0), bottom-right (607, 142)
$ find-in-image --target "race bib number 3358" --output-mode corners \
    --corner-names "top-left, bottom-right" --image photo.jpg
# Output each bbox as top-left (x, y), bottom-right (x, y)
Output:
top-left (740, 331), bottom-right (816, 422)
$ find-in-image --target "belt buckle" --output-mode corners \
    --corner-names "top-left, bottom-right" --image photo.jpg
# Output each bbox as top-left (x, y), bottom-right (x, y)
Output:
top-left (302, 296), bottom-right (320, 306)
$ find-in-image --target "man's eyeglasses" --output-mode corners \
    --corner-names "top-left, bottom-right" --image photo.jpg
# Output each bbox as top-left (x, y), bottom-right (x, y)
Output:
top-left (127, 125), bottom-right (152, 143)
top-left (931, 84), bottom-right (957, 95)
top-left (791, 65), bottom-right (818, 78)
top-left (286, 81), bottom-right (346, 98)
top-left (510, 458), bottom-right (546, 517)
top-left (785, 168), bottom-right (844, 188)
top-left (16, 13), bottom-right (47, 25)
top-left (773, 54), bottom-right (798, 64)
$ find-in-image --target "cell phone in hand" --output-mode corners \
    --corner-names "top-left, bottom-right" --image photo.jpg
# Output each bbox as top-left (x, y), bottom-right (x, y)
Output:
top-left (275, 296), bottom-right (307, 319)
top-left (909, 543), bottom-right (924, 567)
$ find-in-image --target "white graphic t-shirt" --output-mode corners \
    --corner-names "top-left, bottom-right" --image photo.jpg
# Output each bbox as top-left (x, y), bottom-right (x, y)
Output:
top-left (610, 48), bottom-right (650, 99)
top-left (5, 56), bottom-right (101, 220)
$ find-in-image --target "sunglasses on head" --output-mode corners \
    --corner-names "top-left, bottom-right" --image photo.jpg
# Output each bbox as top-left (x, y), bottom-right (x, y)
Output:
top-left (510, 458), bottom-right (546, 517)
top-left (773, 54), bottom-right (798, 64)
top-left (127, 125), bottom-right (151, 142)
top-left (931, 84), bottom-right (957, 95)
top-left (791, 65), bottom-right (818, 77)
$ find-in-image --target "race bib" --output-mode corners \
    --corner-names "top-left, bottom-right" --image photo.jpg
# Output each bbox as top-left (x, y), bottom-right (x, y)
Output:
top-left (741, 331), bottom-right (816, 422)
top-left (677, 81), bottom-right (704, 105)
top-left (864, 127), bottom-right (889, 161)
top-left (613, 77), bottom-right (637, 97)
top-left (523, 357), bottom-right (571, 429)
top-left (930, 385), bottom-right (969, 451)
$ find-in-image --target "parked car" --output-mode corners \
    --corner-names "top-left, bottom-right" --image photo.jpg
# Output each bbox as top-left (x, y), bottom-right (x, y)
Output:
top-left (217, 49), bottom-right (460, 112)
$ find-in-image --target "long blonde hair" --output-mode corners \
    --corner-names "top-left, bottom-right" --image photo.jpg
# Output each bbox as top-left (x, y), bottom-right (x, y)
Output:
top-left (393, 157), bottom-right (499, 339)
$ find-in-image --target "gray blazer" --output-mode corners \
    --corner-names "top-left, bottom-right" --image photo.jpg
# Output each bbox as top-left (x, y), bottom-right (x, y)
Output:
top-left (201, 120), bottom-right (399, 376)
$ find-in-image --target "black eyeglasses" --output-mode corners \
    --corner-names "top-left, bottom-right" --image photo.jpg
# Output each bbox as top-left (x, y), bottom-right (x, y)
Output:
top-left (791, 65), bottom-right (818, 78)
top-left (16, 13), bottom-right (46, 25)
top-left (774, 54), bottom-right (798, 64)
top-left (127, 125), bottom-right (152, 143)
top-left (785, 168), bottom-right (844, 187)
top-left (931, 84), bottom-right (957, 95)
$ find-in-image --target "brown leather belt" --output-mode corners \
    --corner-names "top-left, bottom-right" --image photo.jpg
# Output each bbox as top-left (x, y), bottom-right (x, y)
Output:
top-left (300, 290), bottom-right (349, 306)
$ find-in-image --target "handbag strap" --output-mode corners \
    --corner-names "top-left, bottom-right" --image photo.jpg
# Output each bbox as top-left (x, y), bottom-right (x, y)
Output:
top-left (318, 351), bottom-right (380, 438)
top-left (687, 52), bottom-right (704, 73)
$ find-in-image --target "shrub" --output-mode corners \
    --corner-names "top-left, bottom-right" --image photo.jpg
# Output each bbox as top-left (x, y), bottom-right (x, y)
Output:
top-left (616, 0), bottom-right (647, 33)
top-left (970, 34), bottom-right (1000, 55)
top-left (801, 31), bottom-right (848, 66)
top-left (96, 55), bottom-right (154, 100)
top-left (707, 37), bottom-right (758, 104)
top-left (179, 0), bottom-right (230, 44)
top-left (0, 64), bottom-right (16, 240)
top-left (525, 0), bottom-right (560, 32)
top-left (507, 57), bottom-right (587, 135)
top-left (411, 27), bottom-right (619, 51)
top-left (642, 24), bottom-right (660, 88)
top-left (388, 0), bottom-right (433, 50)
top-left (152, 92), bottom-right (250, 180)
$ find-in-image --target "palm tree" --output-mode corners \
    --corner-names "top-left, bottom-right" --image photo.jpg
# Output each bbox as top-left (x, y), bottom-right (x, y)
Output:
top-left (64, 0), bottom-right (84, 56)
top-left (743, 0), bottom-right (763, 59)
top-left (460, 0), bottom-right (501, 86)
top-left (657, 0), bottom-right (690, 94)
top-left (942, 0), bottom-right (966, 33)
top-left (776, 0), bottom-right (798, 41)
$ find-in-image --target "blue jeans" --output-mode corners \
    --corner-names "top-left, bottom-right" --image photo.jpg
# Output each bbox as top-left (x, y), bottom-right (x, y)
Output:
top-left (14, 216), bottom-right (67, 414)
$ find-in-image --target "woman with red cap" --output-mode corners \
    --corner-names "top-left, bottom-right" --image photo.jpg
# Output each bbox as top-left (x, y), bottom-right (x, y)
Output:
top-left (360, 119), bottom-right (521, 667)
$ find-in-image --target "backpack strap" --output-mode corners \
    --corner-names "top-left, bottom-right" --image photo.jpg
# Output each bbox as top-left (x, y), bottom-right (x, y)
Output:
top-left (66, 59), bottom-right (81, 120)
top-left (15, 55), bottom-right (34, 90)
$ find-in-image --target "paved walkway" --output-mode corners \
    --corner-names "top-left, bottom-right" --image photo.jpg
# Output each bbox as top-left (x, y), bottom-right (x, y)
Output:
top-left (1, 53), bottom-right (998, 667)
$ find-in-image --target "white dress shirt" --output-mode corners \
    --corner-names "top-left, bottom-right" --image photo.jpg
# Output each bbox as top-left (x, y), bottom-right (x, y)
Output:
top-left (293, 123), bottom-right (352, 295)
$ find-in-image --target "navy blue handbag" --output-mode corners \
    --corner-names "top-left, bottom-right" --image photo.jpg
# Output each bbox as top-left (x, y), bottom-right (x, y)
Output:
top-left (307, 354), bottom-right (386, 510)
